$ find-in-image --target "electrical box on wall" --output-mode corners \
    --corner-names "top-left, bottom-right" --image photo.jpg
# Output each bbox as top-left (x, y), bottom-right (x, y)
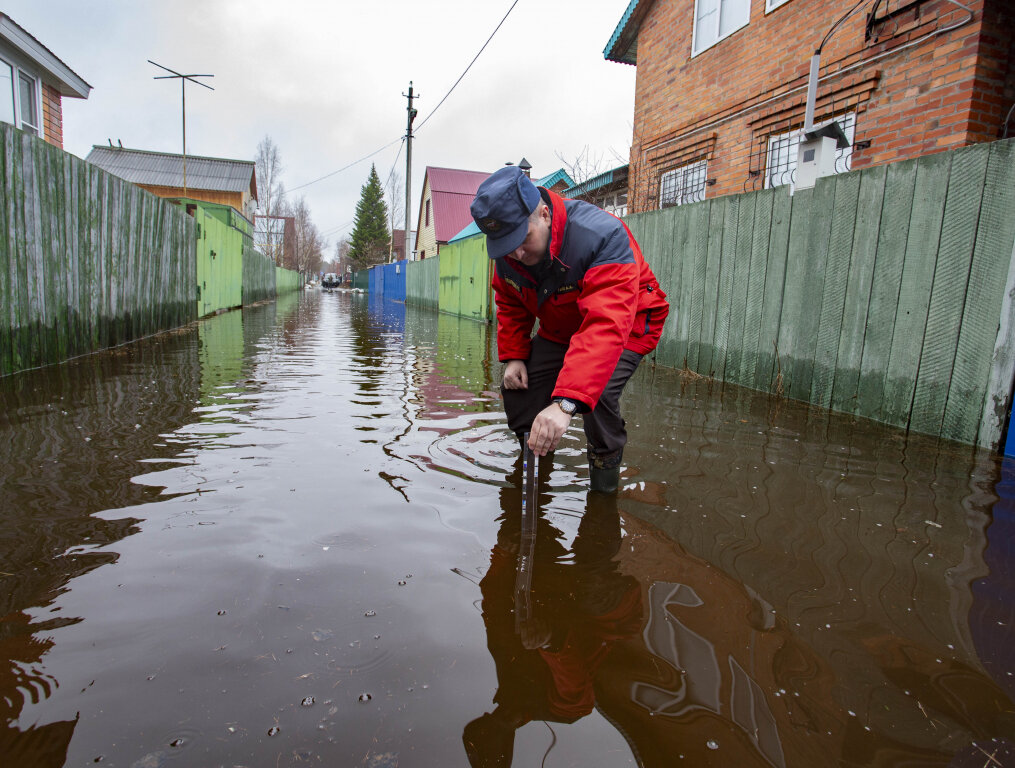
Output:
top-left (795, 119), bottom-right (850, 191)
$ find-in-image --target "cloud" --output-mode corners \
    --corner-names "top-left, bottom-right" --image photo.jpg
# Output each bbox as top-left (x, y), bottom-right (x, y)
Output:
top-left (9, 0), bottom-right (635, 246)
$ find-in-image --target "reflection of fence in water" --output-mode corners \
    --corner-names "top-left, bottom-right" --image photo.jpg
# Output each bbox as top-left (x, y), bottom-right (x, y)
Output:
top-left (608, 371), bottom-right (1015, 761)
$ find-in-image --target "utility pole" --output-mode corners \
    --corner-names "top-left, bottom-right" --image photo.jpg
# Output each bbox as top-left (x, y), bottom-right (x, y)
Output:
top-left (403, 82), bottom-right (417, 262)
top-left (149, 60), bottom-right (214, 196)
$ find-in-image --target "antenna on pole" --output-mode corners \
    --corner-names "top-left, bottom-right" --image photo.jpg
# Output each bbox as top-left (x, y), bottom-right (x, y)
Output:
top-left (149, 60), bottom-right (214, 196)
top-left (403, 81), bottom-right (418, 263)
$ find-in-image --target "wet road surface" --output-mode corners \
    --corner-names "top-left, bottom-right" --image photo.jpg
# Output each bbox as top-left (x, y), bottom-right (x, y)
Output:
top-left (1, 289), bottom-right (1013, 767)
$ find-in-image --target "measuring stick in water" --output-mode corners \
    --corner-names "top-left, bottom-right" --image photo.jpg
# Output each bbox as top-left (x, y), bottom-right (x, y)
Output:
top-left (515, 434), bottom-right (538, 633)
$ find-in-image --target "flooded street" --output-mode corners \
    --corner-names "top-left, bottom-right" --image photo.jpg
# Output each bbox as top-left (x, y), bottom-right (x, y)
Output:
top-left (2, 290), bottom-right (1013, 767)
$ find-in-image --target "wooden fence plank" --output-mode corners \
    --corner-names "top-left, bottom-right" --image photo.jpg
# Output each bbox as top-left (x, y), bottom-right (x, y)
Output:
top-left (726, 192), bottom-right (757, 385)
top-left (697, 196), bottom-right (727, 376)
top-left (685, 199), bottom-right (712, 371)
top-left (664, 203), bottom-right (691, 368)
top-left (0, 125), bottom-right (9, 374)
top-left (831, 164), bottom-right (886, 413)
top-left (650, 205), bottom-right (680, 368)
top-left (23, 134), bottom-right (44, 367)
top-left (856, 158), bottom-right (918, 419)
top-left (791, 178), bottom-right (835, 401)
top-left (811, 170), bottom-right (861, 409)
top-left (712, 194), bottom-right (741, 381)
top-left (755, 188), bottom-right (792, 391)
top-left (950, 138), bottom-right (1015, 445)
top-left (909, 143), bottom-right (990, 437)
top-left (881, 151), bottom-right (952, 428)
top-left (741, 189), bottom-right (774, 388)
top-left (777, 187), bottom-right (814, 398)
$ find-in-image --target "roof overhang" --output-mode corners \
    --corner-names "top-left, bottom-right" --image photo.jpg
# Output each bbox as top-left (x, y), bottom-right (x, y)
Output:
top-left (535, 168), bottom-right (576, 190)
top-left (604, 0), bottom-right (656, 66)
top-left (564, 165), bottom-right (629, 199)
top-left (0, 14), bottom-right (91, 98)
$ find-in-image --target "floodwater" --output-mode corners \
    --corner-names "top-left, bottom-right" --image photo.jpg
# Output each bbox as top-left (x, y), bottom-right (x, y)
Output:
top-left (1, 289), bottom-right (1013, 768)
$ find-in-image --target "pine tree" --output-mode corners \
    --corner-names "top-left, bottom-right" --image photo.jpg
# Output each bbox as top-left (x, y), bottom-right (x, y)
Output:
top-left (348, 165), bottom-right (390, 268)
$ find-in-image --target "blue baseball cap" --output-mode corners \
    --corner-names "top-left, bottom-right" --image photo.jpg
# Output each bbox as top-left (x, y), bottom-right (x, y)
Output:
top-left (470, 166), bottom-right (541, 259)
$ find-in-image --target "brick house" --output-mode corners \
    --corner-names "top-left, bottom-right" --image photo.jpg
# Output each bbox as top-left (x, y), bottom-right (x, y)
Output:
top-left (605, 0), bottom-right (1014, 211)
top-left (390, 228), bottom-right (417, 261)
top-left (0, 13), bottom-right (91, 148)
top-left (414, 166), bottom-right (489, 261)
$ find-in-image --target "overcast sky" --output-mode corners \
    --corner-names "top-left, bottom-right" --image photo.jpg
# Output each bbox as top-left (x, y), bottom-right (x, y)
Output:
top-left (8, 0), bottom-right (637, 254)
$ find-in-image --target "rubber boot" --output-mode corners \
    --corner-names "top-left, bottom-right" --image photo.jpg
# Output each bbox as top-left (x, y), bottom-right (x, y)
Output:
top-left (589, 465), bottom-right (620, 494)
top-left (588, 448), bottom-right (622, 494)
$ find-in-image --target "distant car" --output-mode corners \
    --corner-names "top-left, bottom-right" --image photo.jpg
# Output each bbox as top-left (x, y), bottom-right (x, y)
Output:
top-left (322, 273), bottom-right (340, 290)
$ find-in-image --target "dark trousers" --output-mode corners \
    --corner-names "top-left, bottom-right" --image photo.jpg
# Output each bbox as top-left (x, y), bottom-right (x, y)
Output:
top-left (502, 335), bottom-right (643, 467)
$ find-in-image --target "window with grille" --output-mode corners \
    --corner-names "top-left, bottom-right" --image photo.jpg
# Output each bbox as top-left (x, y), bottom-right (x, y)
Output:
top-left (693, 0), bottom-right (750, 56)
top-left (765, 112), bottom-right (856, 192)
top-left (660, 159), bottom-right (707, 208)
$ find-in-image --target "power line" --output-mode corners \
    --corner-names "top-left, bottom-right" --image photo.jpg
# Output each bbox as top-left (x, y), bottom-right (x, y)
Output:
top-left (315, 138), bottom-right (405, 241)
top-left (288, 135), bottom-right (403, 192)
top-left (415, 0), bottom-right (520, 132)
top-left (384, 138), bottom-right (405, 188)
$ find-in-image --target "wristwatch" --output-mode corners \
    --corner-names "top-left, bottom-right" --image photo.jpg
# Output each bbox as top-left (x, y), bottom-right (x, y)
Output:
top-left (554, 397), bottom-right (578, 416)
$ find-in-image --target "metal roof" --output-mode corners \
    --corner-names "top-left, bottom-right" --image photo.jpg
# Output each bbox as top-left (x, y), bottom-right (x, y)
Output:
top-left (426, 166), bottom-right (490, 195)
top-left (423, 166), bottom-right (490, 243)
top-left (449, 220), bottom-right (482, 243)
top-left (604, 0), bottom-right (655, 66)
top-left (0, 13), bottom-right (91, 98)
top-left (535, 168), bottom-right (575, 190)
top-left (564, 165), bottom-right (629, 198)
top-left (86, 146), bottom-right (257, 198)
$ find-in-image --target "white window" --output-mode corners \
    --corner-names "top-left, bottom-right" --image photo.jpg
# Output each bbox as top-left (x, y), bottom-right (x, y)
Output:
top-left (594, 190), bottom-right (628, 218)
top-left (660, 159), bottom-right (707, 208)
top-left (765, 0), bottom-right (792, 12)
top-left (765, 112), bottom-right (856, 192)
top-left (0, 56), bottom-right (40, 136)
top-left (693, 0), bottom-right (750, 56)
top-left (0, 60), bottom-right (14, 126)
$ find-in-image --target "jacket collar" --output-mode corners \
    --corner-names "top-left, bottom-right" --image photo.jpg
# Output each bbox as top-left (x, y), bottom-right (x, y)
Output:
top-left (544, 188), bottom-right (568, 261)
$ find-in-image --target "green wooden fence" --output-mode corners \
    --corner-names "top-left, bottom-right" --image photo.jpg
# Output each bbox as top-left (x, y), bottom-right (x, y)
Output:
top-left (406, 255), bottom-right (439, 310)
top-left (624, 138), bottom-right (1015, 448)
top-left (242, 240), bottom-right (276, 304)
top-left (1, 125), bottom-right (197, 376)
top-left (437, 235), bottom-right (491, 322)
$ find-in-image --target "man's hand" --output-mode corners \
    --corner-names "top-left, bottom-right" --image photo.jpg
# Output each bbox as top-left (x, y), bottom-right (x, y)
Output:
top-left (502, 360), bottom-right (528, 389)
top-left (528, 403), bottom-right (572, 456)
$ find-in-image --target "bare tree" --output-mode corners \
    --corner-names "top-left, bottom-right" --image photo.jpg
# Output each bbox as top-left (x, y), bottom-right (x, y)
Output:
top-left (554, 144), bottom-right (627, 186)
top-left (334, 237), bottom-right (351, 277)
top-left (255, 135), bottom-right (287, 265)
top-left (284, 195), bottom-right (327, 275)
top-left (385, 170), bottom-right (404, 261)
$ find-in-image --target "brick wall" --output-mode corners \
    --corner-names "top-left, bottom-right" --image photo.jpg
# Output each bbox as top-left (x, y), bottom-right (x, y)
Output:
top-left (626, 0), bottom-right (1013, 212)
top-left (41, 83), bottom-right (62, 148)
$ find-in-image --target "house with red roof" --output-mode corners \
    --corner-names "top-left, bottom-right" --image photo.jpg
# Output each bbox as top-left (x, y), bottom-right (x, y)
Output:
top-left (414, 166), bottom-right (490, 261)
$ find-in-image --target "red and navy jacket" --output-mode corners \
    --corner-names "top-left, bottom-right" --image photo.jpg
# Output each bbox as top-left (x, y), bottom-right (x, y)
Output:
top-left (492, 188), bottom-right (669, 411)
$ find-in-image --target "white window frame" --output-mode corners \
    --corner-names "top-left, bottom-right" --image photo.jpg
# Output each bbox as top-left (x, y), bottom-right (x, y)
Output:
top-left (660, 159), bottom-right (708, 209)
top-left (765, 0), bottom-right (792, 12)
top-left (0, 53), bottom-right (42, 137)
top-left (692, 0), bottom-right (751, 57)
top-left (764, 112), bottom-right (856, 193)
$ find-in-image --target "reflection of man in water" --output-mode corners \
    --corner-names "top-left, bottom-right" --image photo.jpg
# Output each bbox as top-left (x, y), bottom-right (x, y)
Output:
top-left (463, 473), bottom-right (642, 767)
